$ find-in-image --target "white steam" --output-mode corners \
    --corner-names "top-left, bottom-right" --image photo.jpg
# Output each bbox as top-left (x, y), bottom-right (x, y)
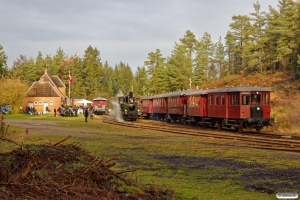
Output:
top-left (108, 91), bottom-right (124, 122)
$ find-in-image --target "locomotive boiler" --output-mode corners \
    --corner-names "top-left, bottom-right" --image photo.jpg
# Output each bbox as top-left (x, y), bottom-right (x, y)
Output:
top-left (118, 92), bottom-right (141, 121)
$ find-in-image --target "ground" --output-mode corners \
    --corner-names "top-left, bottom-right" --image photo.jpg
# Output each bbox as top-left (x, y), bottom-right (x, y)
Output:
top-left (0, 117), bottom-right (177, 200)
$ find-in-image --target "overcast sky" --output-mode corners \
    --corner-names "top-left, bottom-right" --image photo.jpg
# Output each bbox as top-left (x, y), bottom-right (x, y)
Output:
top-left (1, 0), bottom-right (279, 71)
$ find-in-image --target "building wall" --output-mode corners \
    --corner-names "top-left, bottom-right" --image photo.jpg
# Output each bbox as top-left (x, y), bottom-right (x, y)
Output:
top-left (24, 97), bottom-right (62, 114)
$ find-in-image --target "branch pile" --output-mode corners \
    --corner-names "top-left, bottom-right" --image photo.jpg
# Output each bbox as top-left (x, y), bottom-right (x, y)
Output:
top-left (0, 141), bottom-right (176, 200)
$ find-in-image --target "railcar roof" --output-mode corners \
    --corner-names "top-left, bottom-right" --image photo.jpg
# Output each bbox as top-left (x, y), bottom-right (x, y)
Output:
top-left (141, 90), bottom-right (194, 99)
top-left (214, 86), bottom-right (272, 93)
top-left (141, 87), bottom-right (271, 99)
top-left (92, 97), bottom-right (107, 101)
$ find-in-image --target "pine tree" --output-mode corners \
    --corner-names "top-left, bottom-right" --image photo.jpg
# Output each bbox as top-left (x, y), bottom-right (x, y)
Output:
top-left (82, 46), bottom-right (103, 99)
top-left (214, 37), bottom-right (227, 78)
top-left (144, 49), bottom-right (165, 94)
top-left (135, 66), bottom-right (148, 96)
top-left (225, 31), bottom-right (236, 75)
top-left (194, 32), bottom-right (214, 86)
top-left (244, 1), bottom-right (268, 75)
top-left (51, 47), bottom-right (65, 76)
top-left (0, 45), bottom-right (8, 77)
top-left (229, 15), bottom-right (251, 73)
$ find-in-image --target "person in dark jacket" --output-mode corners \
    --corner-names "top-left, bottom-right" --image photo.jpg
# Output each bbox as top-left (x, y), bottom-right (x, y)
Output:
top-left (84, 107), bottom-right (89, 122)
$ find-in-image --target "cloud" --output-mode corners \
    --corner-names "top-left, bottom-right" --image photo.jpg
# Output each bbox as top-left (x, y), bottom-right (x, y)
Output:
top-left (1, 0), bottom-right (279, 70)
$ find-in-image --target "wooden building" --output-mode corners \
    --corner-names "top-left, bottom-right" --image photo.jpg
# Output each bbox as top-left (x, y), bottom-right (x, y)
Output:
top-left (24, 69), bottom-right (69, 114)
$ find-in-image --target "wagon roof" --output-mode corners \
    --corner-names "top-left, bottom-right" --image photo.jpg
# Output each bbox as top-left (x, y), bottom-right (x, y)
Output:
top-left (185, 86), bottom-right (272, 95)
top-left (212, 86), bottom-right (272, 93)
top-left (92, 97), bottom-right (107, 101)
top-left (141, 90), bottom-right (194, 99)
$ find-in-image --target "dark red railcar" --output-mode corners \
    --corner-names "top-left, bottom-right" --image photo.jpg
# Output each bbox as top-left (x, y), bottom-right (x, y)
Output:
top-left (165, 90), bottom-right (191, 122)
top-left (92, 97), bottom-right (108, 115)
top-left (140, 96), bottom-right (153, 119)
top-left (206, 86), bottom-right (272, 132)
top-left (185, 89), bottom-right (209, 124)
top-left (152, 93), bottom-right (168, 120)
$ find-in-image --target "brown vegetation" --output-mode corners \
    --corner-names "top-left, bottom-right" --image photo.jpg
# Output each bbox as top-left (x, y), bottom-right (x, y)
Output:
top-left (0, 137), bottom-right (177, 200)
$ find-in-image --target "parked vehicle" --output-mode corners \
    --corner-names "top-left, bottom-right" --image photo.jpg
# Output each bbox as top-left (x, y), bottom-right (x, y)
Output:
top-left (92, 97), bottom-right (108, 115)
top-left (0, 105), bottom-right (10, 114)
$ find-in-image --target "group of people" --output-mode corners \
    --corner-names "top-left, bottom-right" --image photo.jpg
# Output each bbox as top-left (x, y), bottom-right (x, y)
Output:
top-left (53, 105), bottom-right (94, 122)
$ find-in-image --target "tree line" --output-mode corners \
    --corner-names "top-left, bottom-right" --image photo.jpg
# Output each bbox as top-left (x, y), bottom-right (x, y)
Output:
top-left (0, 0), bottom-right (300, 103)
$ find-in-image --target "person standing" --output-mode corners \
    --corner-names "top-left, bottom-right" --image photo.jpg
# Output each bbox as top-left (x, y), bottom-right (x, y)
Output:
top-left (89, 109), bottom-right (93, 119)
top-left (84, 107), bottom-right (89, 122)
top-left (54, 107), bottom-right (57, 117)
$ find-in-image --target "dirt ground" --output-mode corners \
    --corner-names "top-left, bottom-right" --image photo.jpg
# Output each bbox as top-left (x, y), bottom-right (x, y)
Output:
top-left (4, 118), bottom-right (95, 135)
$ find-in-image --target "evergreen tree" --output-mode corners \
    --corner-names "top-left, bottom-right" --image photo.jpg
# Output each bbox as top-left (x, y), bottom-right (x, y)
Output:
top-left (214, 37), bottom-right (227, 78)
top-left (135, 66), bottom-right (148, 96)
top-left (194, 32), bottom-right (214, 86)
top-left (144, 49), bottom-right (166, 94)
top-left (0, 45), bottom-right (8, 77)
top-left (229, 15), bottom-right (251, 73)
top-left (35, 51), bottom-right (46, 76)
top-left (180, 30), bottom-right (197, 66)
top-left (225, 31), bottom-right (236, 74)
top-left (277, 0), bottom-right (298, 73)
top-left (51, 47), bottom-right (65, 76)
top-left (166, 43), bottom-right (191, 91)
top-left (244, 1), bottom-right (268, 75)
top-left (82, 46), bottom-right (103, 99)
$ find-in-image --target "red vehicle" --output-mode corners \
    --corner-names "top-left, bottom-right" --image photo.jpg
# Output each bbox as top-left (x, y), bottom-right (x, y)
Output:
top-left (185, 89), bottom-right (209, 124)
top-left (141, 86), bottom-right (272, 133)
top-left (165, 90), bottom-right (191, 122)
top-left (140, 96), bottom-right (153, 119)
top-left (92, 97), bottom-right (108, 115)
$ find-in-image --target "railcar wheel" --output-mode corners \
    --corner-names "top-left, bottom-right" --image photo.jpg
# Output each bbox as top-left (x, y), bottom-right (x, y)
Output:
top-left (238, 126), bottom-right (243, 133)
top-left (215, 122), bottom-right (221, 131)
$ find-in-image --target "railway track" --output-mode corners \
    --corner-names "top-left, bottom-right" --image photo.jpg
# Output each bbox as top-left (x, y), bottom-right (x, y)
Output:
top-left (103, 119), bottom-right (300, 153)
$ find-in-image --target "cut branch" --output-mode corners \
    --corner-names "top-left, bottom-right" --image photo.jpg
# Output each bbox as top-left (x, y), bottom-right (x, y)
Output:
top-left (52, 135), bottom-right (72, 146)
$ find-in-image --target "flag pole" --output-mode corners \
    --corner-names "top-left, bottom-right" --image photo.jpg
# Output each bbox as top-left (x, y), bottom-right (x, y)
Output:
top-left (68, 70), bottom-right (71, 106)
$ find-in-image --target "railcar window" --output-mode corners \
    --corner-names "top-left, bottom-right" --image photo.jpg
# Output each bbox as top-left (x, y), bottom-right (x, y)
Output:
top-left (216, 95), bottom-right (219, 105)
top-left (230, 94), bottom-right (239, 105)
top-left (262, 94), bottom-right (269, 105)
top-left (242, 94), bottom-right (250, 105)
top-left (251, 94), bottom-right (261, 105)
top-left (221, 95), bottom-right (225, 105)
top-left (210, 95), bottom-right (213, 105)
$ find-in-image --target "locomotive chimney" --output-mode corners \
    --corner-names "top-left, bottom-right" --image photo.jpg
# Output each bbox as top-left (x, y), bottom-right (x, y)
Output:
top-left (129, 92), bottom-right (133, 98)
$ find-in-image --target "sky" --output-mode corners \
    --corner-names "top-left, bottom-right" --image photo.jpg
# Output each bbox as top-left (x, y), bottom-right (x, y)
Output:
top-left (1, 0), bottom-right (279, 71)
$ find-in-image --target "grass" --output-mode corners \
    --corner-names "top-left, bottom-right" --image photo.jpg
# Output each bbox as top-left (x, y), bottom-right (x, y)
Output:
top-left (1, 114), bottom-right (300, 199)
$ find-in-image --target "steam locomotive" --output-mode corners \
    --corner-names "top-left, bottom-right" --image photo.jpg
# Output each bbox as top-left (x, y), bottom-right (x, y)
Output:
top-left (118, 92), bottom-right (141, 121)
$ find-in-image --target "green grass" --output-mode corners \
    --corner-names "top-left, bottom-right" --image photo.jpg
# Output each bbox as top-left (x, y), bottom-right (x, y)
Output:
top-left (1, 114), bottom-right (300, 199)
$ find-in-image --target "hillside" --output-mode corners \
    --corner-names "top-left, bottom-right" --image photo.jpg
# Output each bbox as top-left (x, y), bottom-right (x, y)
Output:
top-left (201, 70), bottom-right (300, 134)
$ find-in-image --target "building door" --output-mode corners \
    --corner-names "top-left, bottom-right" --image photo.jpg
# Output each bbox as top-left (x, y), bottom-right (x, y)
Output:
top-left (44, 102), bottom-right (48, 114)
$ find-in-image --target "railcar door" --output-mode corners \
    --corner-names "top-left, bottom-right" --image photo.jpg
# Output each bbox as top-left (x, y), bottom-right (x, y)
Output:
top-left (228, 93), bottom-right (240, 119)
top-left (240, 93), bottom-right (251, 118)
